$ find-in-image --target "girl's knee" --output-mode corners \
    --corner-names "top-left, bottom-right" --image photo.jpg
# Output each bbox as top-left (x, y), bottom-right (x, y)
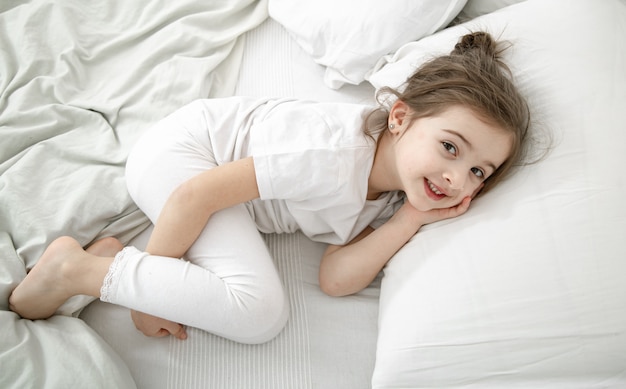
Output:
top-left (247, 295), bottom-right (289, 344)
top-left (243, 288), bottom-right (289, 344)
top-left (226, 286), bottom-right (289, 344)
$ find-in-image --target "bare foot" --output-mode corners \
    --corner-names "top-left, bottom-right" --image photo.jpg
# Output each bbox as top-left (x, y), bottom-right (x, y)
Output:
top-left (86, 236), bottom-right (123, 257)
top-left (9, 236), bottom-right (96, 319)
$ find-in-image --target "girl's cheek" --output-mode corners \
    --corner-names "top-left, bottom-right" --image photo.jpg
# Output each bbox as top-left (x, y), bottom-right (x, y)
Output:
top-left (463, 185), bottom-right (478, 199)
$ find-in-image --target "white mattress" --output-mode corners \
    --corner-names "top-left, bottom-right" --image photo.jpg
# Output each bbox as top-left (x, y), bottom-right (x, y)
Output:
top-left (81, 18), bottom-right (380, 389)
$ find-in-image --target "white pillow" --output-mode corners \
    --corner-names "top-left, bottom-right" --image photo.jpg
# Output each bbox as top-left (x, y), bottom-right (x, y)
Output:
top-left (268, 0), bottom-right (467, 89)
top-left (457, 0), bottom-right (527, 21)
top-left (369, 0), bottom-right (626, 387)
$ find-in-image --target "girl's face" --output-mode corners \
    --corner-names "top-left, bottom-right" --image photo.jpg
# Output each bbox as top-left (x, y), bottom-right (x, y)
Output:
top-left (390, 103), bottom-right (512, 212)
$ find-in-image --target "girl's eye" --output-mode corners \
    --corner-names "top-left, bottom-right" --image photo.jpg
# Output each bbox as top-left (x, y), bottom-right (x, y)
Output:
top-left (471, 167), bottom-right (485, 178)
top-left (442, 141), bottom-right (457, 155)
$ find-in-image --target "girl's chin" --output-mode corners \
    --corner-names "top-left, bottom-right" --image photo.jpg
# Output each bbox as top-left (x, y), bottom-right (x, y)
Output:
top-left (412, 199), bottom-right (455, 212)
top-left (407, 198), bottom-right (437, 213)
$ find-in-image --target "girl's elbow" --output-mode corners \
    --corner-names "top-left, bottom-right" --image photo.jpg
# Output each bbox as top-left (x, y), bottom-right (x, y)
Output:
top-left (319, 261), bottom-right (340, 296)
top-left (319, 273), bottom-right (351, 297)
top-left (319, 278), bottom-right (342, 297)
top-left (319, 253), bottom-right (358, 296)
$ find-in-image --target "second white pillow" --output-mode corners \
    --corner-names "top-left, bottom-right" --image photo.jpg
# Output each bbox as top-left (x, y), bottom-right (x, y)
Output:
top-left (268, 0), bottom-right (467, 89)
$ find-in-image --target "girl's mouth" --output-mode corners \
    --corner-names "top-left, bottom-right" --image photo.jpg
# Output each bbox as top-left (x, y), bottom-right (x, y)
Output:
top-left (424, 179), bottom-right (446, 200)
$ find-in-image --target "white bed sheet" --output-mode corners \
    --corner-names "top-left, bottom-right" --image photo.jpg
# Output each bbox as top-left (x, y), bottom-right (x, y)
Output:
top-left (81, 18), bottom-right (380, 389)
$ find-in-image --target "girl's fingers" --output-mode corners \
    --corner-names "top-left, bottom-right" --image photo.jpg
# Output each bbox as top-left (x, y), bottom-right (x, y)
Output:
top-left (445, 197), bottom-right (471, 219)
top-left (132, 310), bottom-right (187, 340)
top-left (168, 324), bottom-right (188, 340)
top-left (158, 318), bottom-right (187, 340)
top-left (154, 328), bottom-right (170, 337)
top-left (457, 197), bottom-right (472, 214)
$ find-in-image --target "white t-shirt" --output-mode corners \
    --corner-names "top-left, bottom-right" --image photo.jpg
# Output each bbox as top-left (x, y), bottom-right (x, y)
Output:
top-left (180, 97), bottom-right (403, 245)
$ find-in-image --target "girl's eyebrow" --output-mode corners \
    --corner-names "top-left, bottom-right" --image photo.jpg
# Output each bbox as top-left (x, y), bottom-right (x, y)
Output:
top-left (442, 129), bottom-right (497, 172)
top-left (443, 129), bottom-right (472, 148)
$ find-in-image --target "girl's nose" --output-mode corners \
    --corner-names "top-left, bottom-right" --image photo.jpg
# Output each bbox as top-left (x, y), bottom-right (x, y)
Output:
top-left (443, 169), bottom-right (466, 191)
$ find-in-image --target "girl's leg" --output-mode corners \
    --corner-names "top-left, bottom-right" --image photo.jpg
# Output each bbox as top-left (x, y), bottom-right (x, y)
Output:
top-left (8, 237), bottom-right (122, 319)
top-left (101, 204), bottom-right (288, 344)
top-left (9, 209), bottom-right (287, 344)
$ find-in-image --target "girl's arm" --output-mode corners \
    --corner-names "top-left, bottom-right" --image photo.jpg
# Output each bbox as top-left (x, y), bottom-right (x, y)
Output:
top-left (319, 198), bottom-right (472, 297)
top-left (146, 156), bottom-right (260, 259)
top-left (130, 157), bottom-right (260, 340)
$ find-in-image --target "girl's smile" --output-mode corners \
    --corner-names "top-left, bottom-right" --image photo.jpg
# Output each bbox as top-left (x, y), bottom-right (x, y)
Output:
top-left (424, 178), bottom-right (447, 200)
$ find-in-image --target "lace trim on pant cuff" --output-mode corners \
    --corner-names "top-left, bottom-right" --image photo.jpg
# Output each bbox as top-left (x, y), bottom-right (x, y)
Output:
top-left (100, 246), bottom-right (133, 303)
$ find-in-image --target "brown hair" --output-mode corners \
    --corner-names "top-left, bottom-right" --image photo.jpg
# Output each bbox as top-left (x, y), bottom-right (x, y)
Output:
top-left (367, 31), bottom-right (531, 195)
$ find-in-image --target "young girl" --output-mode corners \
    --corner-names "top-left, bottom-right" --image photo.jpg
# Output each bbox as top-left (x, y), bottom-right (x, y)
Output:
top-left (9, 32), bottom-right (530, 344)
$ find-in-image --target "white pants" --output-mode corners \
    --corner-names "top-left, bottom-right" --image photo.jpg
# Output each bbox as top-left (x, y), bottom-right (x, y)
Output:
top-left (100, 113), bottom-right (288, 344)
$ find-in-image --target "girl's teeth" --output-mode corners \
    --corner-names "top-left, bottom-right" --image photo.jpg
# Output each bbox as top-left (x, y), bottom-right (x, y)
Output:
top-left (429, 181), bottom-right (443, 195)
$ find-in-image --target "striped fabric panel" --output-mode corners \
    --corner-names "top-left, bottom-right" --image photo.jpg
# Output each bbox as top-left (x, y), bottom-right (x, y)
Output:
top-left (235, 17), bottom-right (295, 97)
top-left (165, 232), bottom-right (312, 389)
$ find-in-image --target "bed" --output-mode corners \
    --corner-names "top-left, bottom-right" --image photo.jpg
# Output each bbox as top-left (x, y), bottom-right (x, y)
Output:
top-left (1, 0), bottom-right (625, 388)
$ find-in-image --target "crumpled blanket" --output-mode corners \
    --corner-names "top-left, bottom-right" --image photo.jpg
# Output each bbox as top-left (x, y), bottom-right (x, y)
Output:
top-left (0, 0), bottom-right (267, 387)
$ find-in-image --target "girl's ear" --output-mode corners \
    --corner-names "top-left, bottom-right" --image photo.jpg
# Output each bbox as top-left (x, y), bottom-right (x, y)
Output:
top-left (389, 100), bottom-right (410, 134)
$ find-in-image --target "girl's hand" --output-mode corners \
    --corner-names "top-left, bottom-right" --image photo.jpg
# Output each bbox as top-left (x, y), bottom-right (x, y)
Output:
top-left (130, 309), bottom-right (187, 340)
top-left (394, 196), bottom-right (473, 229)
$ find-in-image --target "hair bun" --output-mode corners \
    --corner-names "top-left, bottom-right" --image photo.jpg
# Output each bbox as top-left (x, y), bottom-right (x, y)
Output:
top-left (453, 31), bottom-right (498, 58)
